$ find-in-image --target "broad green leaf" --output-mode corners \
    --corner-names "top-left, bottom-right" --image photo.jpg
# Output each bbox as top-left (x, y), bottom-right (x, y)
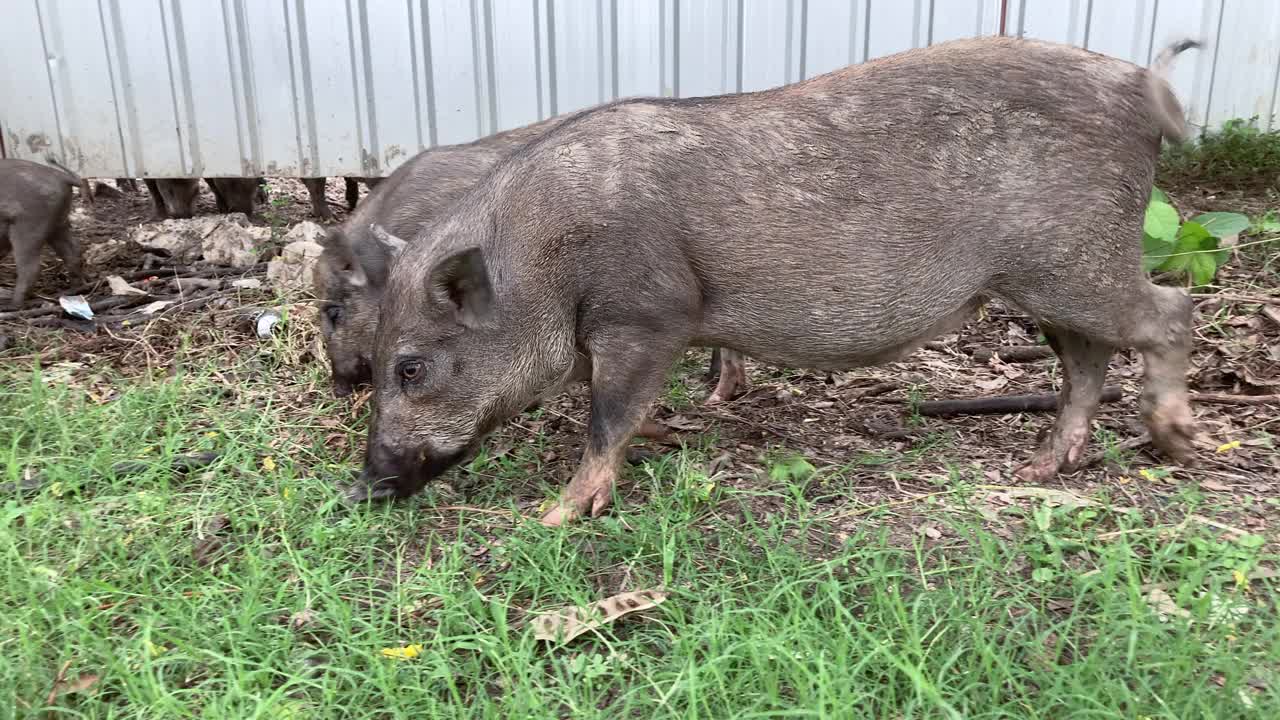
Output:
top-left (1188, 253), bottom-right (1218, 286)
top-left (1189, 211), bottom-right (1249, 239)
top-left (1252, 214), bottom-right (1280, 234)
top-left (1156, 221), bottom-right (1212, 273)
top-left (1142, 233), bottom-right (1173, 272)
top-left (1143, 200), bottom-right (1180, 244)
top-left (1150, 187), bottom-right (1169, 204)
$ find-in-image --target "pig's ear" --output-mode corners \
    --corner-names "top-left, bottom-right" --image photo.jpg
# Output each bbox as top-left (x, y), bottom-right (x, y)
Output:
top-left (427, 247), bottom-right (493, 327)
top-left (321, 229), bottom-right (372, 288)
top-left (369, 224), bottom-right (408, 257)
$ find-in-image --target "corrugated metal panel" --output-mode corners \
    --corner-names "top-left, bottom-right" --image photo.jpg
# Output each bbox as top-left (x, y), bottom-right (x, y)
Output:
top-left (2, 0), bottom-right (1277, 178)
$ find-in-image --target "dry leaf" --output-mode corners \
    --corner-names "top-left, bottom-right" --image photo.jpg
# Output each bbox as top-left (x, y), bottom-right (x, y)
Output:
top-left (106, 275), bottom-right (148, 296)
top-left (662, 415), bottom-right (704, 432)
top-left (135, 300), bottom-right (173, 316)
top-left (533, 589), bottom-right (668, 643)
top-left (47, 671), bottom-right (99, 702)
top-left (288, 610), bottom-right (315, 630)
top-left (918, 524), bottom-right (942, 540)
top-left (192, 514), bottom-right (231, 567)
top-left (987, 486), bottom-right (1098, 510)
top-left (1201, 479), bottom-right (1231, 492)
top-left (975, 376), bottom-right (1009, 391)
top-left (1146, 587), bottom-right (1191, 623)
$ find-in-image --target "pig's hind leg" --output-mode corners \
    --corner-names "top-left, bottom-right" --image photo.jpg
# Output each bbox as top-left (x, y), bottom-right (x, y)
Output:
top-left (541, 329), bottom-right (687, 526)
top-left (1006, 279), bottom-right (1197, 479)
top-left (47, 221), bottom-right (84, 286)
top-left (7, 220), bottom-right (45, 308)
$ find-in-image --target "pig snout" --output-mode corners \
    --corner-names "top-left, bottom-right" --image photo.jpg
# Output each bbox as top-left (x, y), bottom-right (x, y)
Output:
top-left (329, 356), bottom-right (372, 398)
top-left (347, 437), bottom-right (464, 504)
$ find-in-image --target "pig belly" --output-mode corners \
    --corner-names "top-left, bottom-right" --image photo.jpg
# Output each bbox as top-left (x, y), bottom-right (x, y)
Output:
top-left (696, 289), bottom-right (985, 372)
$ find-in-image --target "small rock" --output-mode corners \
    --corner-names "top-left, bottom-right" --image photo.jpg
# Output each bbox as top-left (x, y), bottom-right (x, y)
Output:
top-left (266, 238), bottom-right (325, 294)
top-left (201, 214), bottom-right (260, 268)
top-left (283, 221), bottom-right (326, 245)
top-left (84, 238), bottom-right (133, 268)
top-left (231, 278), bottom-right (263, 290)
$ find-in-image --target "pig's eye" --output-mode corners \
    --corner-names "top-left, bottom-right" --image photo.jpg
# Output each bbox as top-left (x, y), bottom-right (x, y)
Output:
top-left (398, 359), bottom-right (425, 384)
top-left (324, 304), bottom-right (344, 325)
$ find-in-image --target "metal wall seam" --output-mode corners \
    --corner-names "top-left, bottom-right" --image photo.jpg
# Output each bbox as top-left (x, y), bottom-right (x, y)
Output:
top-left (2, 0), bottom-right (1274, 177)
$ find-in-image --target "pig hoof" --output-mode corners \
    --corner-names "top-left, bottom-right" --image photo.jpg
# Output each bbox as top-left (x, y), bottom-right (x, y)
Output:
top-left (342, 481), bottom-right (398, 504)
top-left (540, 505), bottom-right (578, 527)
top-left (1013, 455), bottom-right (1058, 484)
top-left (704, 391), bottom-right (728, 406)
top-left (1142, 401), bottom-right (1199, 466)
top-left (540, 487), bottom-right (613, 526)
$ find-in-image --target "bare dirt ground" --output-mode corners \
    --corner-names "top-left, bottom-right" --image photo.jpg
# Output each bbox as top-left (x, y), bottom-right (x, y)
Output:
top-left (1, 177), bottom-right (1277, 546)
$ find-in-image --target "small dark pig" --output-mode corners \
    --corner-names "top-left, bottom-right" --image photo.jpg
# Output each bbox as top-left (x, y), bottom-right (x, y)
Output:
top-left (314, 124), bottom-right (750, 401)
top-left (355, 37), bottom-right (1202, 525)
top-left (1, 158), bottom-right (87, 306)
top-left (144, 178), bottom-right (201, 219)
top-left (205, 177), bottom-right (263, 216)
top-left (314, 119), bottom-right (570, 397)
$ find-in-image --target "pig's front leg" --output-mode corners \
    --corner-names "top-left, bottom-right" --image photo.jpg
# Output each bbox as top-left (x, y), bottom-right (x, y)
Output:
top-left (541, 329), bottom-right (686, 526)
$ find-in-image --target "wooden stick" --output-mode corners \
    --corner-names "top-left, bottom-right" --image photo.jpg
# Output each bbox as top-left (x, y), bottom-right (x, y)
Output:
top-left (0, 295), bottom-right (142, 322)
top-left (1191, 393), bottom-right (1279, 406)
top-left (916, 386), bottom-right (1123, 417)
top-left (971, 345), bottom-right (1055, 363)
top-left (1189, 292), bottom-right (1280, 306)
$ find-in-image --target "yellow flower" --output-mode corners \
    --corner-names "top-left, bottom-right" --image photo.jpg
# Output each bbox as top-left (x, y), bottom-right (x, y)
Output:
top-left (146, 641), bottom-right (169, 657)
top-left (1216, 440), bottom-right (1241, 454)
top-left (205, 431), bottom-right (218, 440)
top-left (1233, 570), bottom-right (1249, 590)
top-left (381, 644), bottom-right (423, 660)
top-left (262, 456), bottom-right (276, 472)
top-left (283, 487), bottom-right (293, 500)
top-left (1139, 468), bottom-right (1155, 481)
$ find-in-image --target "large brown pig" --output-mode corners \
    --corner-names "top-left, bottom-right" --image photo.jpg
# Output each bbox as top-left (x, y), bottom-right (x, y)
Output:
top-left (352, 37), bottom-right (1203, 524)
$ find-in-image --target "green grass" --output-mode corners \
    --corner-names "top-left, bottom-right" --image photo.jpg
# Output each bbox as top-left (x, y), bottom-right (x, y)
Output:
top-left (1160, 118), bottom-right (1280, 193)
top-left (2, 353), bottom-right (1278, 718)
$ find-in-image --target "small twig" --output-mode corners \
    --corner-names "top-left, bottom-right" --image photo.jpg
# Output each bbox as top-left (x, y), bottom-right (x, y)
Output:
top-left (915, 386), bottom-right (1123, 417)
top-left (1189, 292), bottom-right (1280, 306)
top-left (1191, 393), bottom-right (1279, 406)
top-left (846, 381), bottom-right (901, 399)
top-left (43, 660), bottom-right (73, 709)
top-left (970, 345), bottom-right (1055, 363)
top-left (0, 295), bottom-right (142, 322)
top-left (425, 505), bottom-right (519, 518)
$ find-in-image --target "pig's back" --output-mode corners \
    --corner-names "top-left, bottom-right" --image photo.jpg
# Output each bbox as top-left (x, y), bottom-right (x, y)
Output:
top-left (0, 159), bottom-right (74, 221)
top-left (520, 37), bottom-right (1161, 367)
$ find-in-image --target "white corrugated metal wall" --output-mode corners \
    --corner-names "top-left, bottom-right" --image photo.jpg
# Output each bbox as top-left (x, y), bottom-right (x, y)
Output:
top-left (2, 0), bottom-right (1277, 178)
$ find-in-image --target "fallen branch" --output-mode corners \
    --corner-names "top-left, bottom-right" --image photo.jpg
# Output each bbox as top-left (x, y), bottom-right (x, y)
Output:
top-left (59, 262), bottom-right (270, 299)
top-left (1191, 393), bottom-right (1279, 406)
top-left (1189, 292), bottom-right (1280, 306)
top-left (0, 295), bottom-right (143, 322)
top-left (916, 386), bottom-right (1123, 417)
top-left (846, 381), bottom-right (901, 399)
top-left (971, 345), bottom-right (1055, 363)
